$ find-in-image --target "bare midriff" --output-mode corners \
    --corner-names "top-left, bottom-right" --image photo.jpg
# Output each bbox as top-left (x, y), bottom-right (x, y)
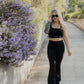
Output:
top-left (49, 37), bottom-right (63, 41)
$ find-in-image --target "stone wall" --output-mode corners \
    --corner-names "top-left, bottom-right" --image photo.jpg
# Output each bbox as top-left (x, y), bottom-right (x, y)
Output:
top-left (67, 18), bottom-right (84, 30)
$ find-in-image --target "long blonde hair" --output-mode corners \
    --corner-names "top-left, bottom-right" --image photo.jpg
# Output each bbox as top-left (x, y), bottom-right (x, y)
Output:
top-left (50, 9), bottom-right (66, 29)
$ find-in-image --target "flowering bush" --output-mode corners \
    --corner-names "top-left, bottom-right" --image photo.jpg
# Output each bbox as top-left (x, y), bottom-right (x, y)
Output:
top-left (0, 2), bottom-right (37, 66)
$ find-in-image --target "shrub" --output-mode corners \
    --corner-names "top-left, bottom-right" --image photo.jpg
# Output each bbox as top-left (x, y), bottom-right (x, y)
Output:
top-left (68, 8), bottom-right (75, 13)
top-left (71, 13), bottom-right (79, 18)
top-left (64, 15), bottom-right (70, 20)
top-left (82, 9), bottom-right (84, 13)
top-left (71, 11), bottom-right (84, 18)
top-left (0, 1), bottom-right (37, 67)
top-left (78, 14), bottom-right (84, 18)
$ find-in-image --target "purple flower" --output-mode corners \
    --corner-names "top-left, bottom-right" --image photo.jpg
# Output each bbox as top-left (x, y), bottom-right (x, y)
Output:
top-left (0, 1), bottom-right (37, 67)
top-left (0, 58), bottom-right (1, 60)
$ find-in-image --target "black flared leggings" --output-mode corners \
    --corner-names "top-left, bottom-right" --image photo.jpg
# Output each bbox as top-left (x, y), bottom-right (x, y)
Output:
top-left (47, 40), bottom-right (65, 84)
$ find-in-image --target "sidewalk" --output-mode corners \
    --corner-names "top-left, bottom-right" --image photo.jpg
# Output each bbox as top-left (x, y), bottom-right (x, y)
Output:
top-left (24, 22), bottom-right (84, 84)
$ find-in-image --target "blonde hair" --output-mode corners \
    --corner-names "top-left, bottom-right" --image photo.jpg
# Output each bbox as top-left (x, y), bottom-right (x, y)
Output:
top-left (50, 9), bottom-right (66, 29)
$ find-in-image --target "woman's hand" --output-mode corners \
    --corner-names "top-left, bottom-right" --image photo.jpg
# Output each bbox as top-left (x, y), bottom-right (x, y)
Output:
top-left (67, 50), bottom-right (72, 56)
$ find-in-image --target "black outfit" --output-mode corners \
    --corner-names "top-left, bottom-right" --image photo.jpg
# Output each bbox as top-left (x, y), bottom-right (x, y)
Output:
top-left (47, 23), bottom-right (65, 84)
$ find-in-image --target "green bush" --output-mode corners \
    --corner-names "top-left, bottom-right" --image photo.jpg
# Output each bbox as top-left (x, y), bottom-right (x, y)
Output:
top-left (78, 14), bottom-right (84, 18)
top-left (64, 15), bottom-right (70, 20)
top-left (71, 13), bottom-right (79, 18)
top-left (68, 8), bottom-right (75, 13)
top-left (71, 11), bottom-right (84, 18)
top-left (82, 9), bottom-right (84, 13)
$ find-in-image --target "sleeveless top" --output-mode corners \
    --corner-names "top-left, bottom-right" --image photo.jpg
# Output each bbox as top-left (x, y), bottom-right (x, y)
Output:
top-left (48, 23), bottom-right (63, 38)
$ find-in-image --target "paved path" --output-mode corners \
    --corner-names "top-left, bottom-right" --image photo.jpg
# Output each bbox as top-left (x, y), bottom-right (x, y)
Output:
top-left (24, 22), bottom-right (84, 84)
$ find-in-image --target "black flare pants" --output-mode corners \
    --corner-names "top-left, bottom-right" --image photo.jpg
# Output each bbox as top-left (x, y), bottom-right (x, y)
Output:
top-left (47, 40), bottom-right (65, 84)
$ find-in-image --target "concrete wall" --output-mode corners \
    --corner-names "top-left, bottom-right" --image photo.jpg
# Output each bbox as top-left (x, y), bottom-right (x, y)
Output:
top-left (67, 18), bottom-right (84, 30)
top-left (0, 59), bottom-right (36, 84)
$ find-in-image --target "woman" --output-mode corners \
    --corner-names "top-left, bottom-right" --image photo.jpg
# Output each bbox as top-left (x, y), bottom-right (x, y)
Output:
top-left (44, 9), bottom-right (72, 84)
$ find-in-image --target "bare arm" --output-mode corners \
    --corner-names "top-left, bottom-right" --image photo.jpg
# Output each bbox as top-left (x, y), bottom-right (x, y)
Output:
top-left (63, 24), bottom-right (71, 53)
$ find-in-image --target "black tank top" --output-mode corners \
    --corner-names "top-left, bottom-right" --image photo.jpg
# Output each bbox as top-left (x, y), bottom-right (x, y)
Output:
top-left (48, 23), bottom-right (63, 38)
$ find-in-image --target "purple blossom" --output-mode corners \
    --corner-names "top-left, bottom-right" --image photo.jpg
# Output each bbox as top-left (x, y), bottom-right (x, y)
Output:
top-left (0, 2), bottom-right (37, 67)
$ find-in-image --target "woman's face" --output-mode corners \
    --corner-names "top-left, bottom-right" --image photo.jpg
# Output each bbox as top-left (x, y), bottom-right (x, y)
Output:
top-left (51, 12), bottom-right (59, 22)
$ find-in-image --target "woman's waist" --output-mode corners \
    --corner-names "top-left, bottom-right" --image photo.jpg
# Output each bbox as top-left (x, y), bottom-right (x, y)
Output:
top-left (48, 37), bottom-right (64, 45)
top-left (49, 37), bottom-right (63, 41)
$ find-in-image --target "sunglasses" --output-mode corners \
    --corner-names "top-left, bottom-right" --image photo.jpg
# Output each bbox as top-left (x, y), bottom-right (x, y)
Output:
top-left (52, 14), bottom-right (59, 18)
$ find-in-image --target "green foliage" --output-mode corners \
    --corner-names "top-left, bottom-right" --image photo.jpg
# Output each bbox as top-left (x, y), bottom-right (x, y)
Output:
top-left (82, 9), bottom-right (84, 13)
top-left (79, 14), bottom-right (84, 18)
top-left (68, 0), bottom-right (84, 10)
top-left (67, 11), bottom-right (84, 19)
top-left (68, 0), bottom-right (84, 7)
top-left (48, 5), bottom-right (50, 15)
top-left (71, 12), bottom-right (84, 19)
top-left (67, 0), bottom-right (84, 19)
top-left (55, 0), bottom-right (66, 12)
top-left (68, 7), bottom-right (75, 13)
top-left (71, 13), bottom-right (80, 18)
top-left (23, 0), bottom-right (50, 42)
top-left (69, 0), bottom-right (77, 7)
top-left (64, 15), bottom-right (70, 20)
top-left (22, 0), bottom-right (32, 4)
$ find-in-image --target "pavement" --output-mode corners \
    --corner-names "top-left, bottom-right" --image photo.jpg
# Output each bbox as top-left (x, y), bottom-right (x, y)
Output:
top-left (24, 22), bottom-right (84, 84)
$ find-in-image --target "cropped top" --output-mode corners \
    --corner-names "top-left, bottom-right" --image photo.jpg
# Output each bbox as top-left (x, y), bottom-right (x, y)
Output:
top-left (48, 23), bottom-right (63, 38)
